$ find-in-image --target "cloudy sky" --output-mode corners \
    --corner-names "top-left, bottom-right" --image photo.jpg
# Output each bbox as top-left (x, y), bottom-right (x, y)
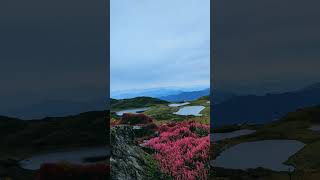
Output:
top-left (0, 0), bottom-right (107, 117)
top-left (110, 0), bottom-right (210, 92)
top-left (215, 0), bottom-right (320, 95)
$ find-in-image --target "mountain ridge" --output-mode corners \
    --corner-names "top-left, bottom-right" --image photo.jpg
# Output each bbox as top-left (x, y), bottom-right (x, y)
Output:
top-left (159, 88), bottom-right (210, 102)
top-left (213, 82), bottom-right (320, 127)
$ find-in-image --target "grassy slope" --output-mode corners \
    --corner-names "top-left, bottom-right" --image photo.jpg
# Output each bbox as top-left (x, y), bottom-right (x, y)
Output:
top-left (111, 97), bottom-right (169, 111)
top-left (0, 111), bottom-right (108, 157)
top-left (111, 96), bottom-right (210, 125)
top-left (144, 97), bottom-right (210, 125)
top-left (211, 105), bottom-right (320, 179)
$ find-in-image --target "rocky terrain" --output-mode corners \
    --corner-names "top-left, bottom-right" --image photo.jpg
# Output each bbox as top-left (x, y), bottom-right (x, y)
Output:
top-left (110, 125), bottom-right (161, 180)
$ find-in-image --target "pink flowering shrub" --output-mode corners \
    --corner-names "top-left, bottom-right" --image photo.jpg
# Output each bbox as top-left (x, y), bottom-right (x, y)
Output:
top-left (144, 121), bottom-right (210, 180)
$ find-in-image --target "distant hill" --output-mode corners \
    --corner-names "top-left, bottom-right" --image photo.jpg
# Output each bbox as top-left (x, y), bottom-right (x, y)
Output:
top-left (6, 98), bottom-right (106, 120)
top-left (160, 89), bottom-right (210, 102)
top-left (0, 111), bottom-right (108, 154)
top-left (280, 105), bottom-right (320, 124)
top-left (159, 89), bottom-right (235, 103)
top-left (111, 97), bottom-right (168, 110)
top-left (213, 82), bottom-right (320, 127)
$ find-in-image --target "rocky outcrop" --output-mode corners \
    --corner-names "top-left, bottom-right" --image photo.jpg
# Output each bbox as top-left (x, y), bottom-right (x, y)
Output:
top-left (110, 125), bottom-right (161, 180)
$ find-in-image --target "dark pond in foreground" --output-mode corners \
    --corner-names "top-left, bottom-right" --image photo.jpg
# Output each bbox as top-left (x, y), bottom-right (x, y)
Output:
top-left (20, 147), bottom-right (110, 170)
top-left (212, 140), bottom-right (305, 171)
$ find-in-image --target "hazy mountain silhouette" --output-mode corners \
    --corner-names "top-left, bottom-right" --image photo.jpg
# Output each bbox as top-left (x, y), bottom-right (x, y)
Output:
top-left (160, 88), bottom-right (210, 102)
top-left (213, 83), bottom-right (320, 127)
top-left (7, 98), bottom-right (106, 120)
top-left (159, 88), bottom-right (235, 103)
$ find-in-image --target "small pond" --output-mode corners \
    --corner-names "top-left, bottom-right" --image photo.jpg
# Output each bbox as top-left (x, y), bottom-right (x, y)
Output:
top-left (174, 106), bottom-right (205, 116)
top-left (211, 140), bottom-right (305, 171)
top-left (168, 102), bottom-right (190, 107)
top-left (116, 107), bottom-right (150, 116)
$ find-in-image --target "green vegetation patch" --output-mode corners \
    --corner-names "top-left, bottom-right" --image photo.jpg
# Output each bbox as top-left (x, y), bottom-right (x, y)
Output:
top-left (111, 97), bottom-right (168, 111)
top-left (144, 105), bottom-right (185, 123)
top-left (287, 140), bottom-right (320, 172)
top-left (143, 153), bottom-right (164, 180)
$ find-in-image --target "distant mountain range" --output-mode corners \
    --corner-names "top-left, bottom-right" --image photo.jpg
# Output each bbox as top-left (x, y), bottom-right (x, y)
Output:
top-left (112, 87), bottom-right (236, 104)
top-left (13, 81), bottom-right (320, 122)
top-left (111, 88), bottom-right (183, 99)
top-left (111, 86), bottom-right (209, 99)
top-left (213, 82), bottom-right (320, 127)
top-left (159, 89), bottom-right (210, 102)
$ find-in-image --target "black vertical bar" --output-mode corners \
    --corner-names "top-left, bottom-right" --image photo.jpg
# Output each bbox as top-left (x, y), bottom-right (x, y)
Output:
top-left (105, 0), bottom-right (110, 111)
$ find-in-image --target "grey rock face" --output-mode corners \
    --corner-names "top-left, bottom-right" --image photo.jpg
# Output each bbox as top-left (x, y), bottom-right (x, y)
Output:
top-left (110, 125), bottom-right (160, 180)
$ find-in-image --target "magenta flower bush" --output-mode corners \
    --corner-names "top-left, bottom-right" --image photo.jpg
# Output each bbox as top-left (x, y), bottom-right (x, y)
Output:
top-left (144, 121), bottom-right (210, 180)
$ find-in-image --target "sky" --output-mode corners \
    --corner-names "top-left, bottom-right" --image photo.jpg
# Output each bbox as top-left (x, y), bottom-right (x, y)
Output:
top-left (214, 0), bottom-right (320, 95)
top-left (110, 0), bottom-right (210, 93)
top-left (0, 0), bottom-right (107, 118)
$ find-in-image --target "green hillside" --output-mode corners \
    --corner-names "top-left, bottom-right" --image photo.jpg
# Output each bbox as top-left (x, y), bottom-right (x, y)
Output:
top-left (0, 111), bottom-right (108, 156)
top-left (112, 96), bottom-right (210, 125)
top-left (111, 97), bottom-right (168, 110)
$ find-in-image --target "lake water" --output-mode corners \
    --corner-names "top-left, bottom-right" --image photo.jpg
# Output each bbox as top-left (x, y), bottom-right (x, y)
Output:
top-left (174, 106), bottom-right (205, 116)
top-left (168, 102), bottom-right (190, 107)
top-left (20, 147), bottom-right (110, 170)
top-left (309, 125), bottom-right (320, 132)
top-left (212, 140), bottom-right (305, 171)
top-left (211, 129), bottom-right (256, 142)
top-left (116, 107), bottom-right (150, 116)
